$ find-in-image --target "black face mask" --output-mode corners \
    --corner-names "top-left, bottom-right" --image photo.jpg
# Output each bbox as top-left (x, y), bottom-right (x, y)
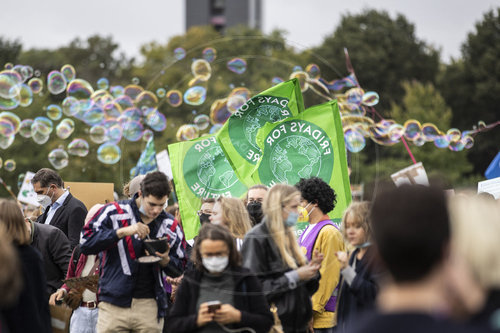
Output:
top-left (247, 201), bottom-right (263, 226)
top-left (199, 213), bottom-right (211, 224)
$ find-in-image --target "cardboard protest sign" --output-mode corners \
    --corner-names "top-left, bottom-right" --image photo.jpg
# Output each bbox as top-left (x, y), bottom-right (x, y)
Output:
top-left (64, 182), bottom-right (114, 210)
top-left (391, 162), bottom-right (429, 187)
top-left (478, 177), bottom-right (500, 199)
top-left (17, 171), bottom-right (39, 206)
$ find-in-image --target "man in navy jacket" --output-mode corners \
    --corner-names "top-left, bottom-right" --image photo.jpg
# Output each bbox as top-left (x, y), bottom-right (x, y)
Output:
top-left (81, 171), bottom-right (186, 332)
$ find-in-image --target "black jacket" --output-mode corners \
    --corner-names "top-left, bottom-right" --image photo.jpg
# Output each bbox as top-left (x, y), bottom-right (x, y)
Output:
top-left (31, 221), bottom-right (72, 296)
top-left (1, 245), bottom-right (52, 333)
top-left (336, 247), bottom-right (378, 333)
top-left (166, 266), bottom-right (273, 333)
top-left (241, 222), bottom-right (320, 333)
top-left (37, 192), bottom-right (87, 248)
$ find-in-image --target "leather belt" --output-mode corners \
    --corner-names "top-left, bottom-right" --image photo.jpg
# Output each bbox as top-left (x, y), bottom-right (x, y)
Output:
top-left (80, 301), bottom-right (98, 309)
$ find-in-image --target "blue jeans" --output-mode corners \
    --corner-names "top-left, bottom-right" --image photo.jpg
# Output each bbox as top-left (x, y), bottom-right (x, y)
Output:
top-left (70, 307), bottom-right (98, 333)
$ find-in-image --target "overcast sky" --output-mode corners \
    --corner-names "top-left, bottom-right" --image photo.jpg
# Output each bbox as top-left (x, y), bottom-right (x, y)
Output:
top-left (1, 0), bottom-right (498, 63)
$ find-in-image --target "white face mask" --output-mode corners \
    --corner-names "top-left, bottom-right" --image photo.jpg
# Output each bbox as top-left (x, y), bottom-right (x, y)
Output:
top-left (37, 187), bottom-right (54, 209)
top-left (202, 256), bottom-right (229, 273)
top-left (303, 202), bottom-right (315, 218)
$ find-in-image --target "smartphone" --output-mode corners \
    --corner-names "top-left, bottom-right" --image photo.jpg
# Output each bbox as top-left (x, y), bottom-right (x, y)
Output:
top-left (206, 300), bottom-right (222, 313)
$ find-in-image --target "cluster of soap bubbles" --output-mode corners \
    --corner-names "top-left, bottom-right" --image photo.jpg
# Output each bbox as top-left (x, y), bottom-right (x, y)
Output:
top-left (281, 64), bottom-right (476, 153)
top-left (0, 44), bottom-right (479, 173)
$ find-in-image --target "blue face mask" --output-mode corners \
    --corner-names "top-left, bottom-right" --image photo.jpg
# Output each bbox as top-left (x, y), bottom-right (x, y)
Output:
top-left (284, 211), bottom-right (299, 227)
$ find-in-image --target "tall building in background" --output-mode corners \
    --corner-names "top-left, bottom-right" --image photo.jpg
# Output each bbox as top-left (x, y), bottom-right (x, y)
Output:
top-left (186, 0), bottom-right (262, 33)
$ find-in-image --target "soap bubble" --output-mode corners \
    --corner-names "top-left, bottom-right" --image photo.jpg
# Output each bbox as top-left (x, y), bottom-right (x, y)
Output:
top-left (67, 139), bottom-right (90, 157)
top-left (47, 70), bottom-right (67, 95)
top-left (403, 120), bottom-right (421, 140)
top-left (362, 91), bottom-right (379, 106)
top-left (174, 47), bottom-right (186, 60)
top-left (4, 159), bottom-right (16, 172)
top-left (32, 132), bottom-right (50, 145)
top-left (194, 114), bottom-right (210, 130)
top-left (448, 139), bottom-right (465, 152)
top-left (67, 79), bottom-right (94, 100)
top-left (32, 117), bottom-right (53, 136)
top-left (124, 84), bottom-right (143, 100)
top-left (89, 125), bottom-right (108, 144)
top-left (135, 91), bottom-right (158, 110)
top-left (60, 64), bottom-right (76, 82)
top-left (202, 47), bottom-right (217, 62)
top-left (97, 143), bottom-right (121, 164)
top-left (0, 134), bottom-right (14, 149)
top-left (305, 64), bottom-right (321, 79)
top-left (28, 77), bottom-right (43, 94)
top-left (210, 98), bottom-right (231, 124)
top-left (344, 127), bottom-right (366, 153)
top-left (422, 123), bottom-right (441, 141)
top-left (97, 77), bottom-right (109, 90)
top-left (122, 121), bottom-right (144, 142)
top-left (176, 124), bottom-right (199, 141)
top-left (145, 110), bottom-right (166, 132)
top-left (46, 104), bottom-right (63, 120)
top-left (289, 71), bottom-right (309, 92)
top-left (191, 59), bottom-right (211, 81)
top-left (56, 118), bottom-right (75, 139)
top-left (19, 119), bottom-right (34, 138)
top-left (142, 129), bottom-right (154, 141)
top-left (0, 70), bottom-right (23, 99)
top-left (227, 58), bottom-right (247, 74)
top-left (166, 90), bottom-right (182, 107)
top-left (0, 111), bottom-right (21, 134)
top-left (14, 84), bottom-right (33, 107)
top-left (446, 128), bottom-right (461, 142)
top-left (48, 148), bottom-right (69, 170)
top-left (156, 88), bottom-right (166, 98)
top-left (184, 86), bottom-right (206, 106)
top-left (434, 135), bottom-right (449, 149)
top-left (227, 94), bottom-right (246, 113)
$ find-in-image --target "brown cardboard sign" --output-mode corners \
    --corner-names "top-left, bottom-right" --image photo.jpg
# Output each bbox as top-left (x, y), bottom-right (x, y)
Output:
top-left (64, 182), bottom-right (114, 209)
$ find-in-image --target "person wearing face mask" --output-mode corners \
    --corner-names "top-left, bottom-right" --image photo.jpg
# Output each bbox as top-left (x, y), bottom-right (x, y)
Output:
top-left (81, 171), bottom-right (186, 332)
top-left (335, 201), bottom-right (378, 333)
top-left (295, 177), bottom-right (346, 333)
top-left (166, 223), bottom-right (273, 333)
top-left (241, 184), bottom-right (323, 333)
top-left (198, 198), bottom-right (215, 225)
top-left (245, 184), bottom-right (268, 226)
top-left (32, 168), bottom-right (87, 249)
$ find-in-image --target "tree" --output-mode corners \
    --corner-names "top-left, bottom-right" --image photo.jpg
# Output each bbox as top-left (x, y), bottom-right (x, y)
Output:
top-left (438, 8), bottom-right (500, 176)
top-left (351, 81), bottom-right (475, 191)
top-left (312, 9), bottom-right (440, 113)
top-left (0, 37), bottom-right (22, 65)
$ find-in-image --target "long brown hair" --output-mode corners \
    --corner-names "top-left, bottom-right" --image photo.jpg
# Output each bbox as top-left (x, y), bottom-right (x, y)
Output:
top-left (263, 184), bottom-right (306, 268)
top-left (217, 197), bottom-right (252, 238)
top-left (191, 223), bottom-right (241, 271)
top-left (0, 199), bottom-right (30, 245)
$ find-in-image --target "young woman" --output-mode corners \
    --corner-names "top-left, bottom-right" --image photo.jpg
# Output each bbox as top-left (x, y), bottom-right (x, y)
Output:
top-left (0, 199), bottom-right (52, 333)
top-left (335, 201), bottom-right (378, 333)
top-left (241, 184), bottom-right (323, 333)
top-left (166, 223), bottom-right (273, 333)
top-left (210, 196), bottom-right (252, 250)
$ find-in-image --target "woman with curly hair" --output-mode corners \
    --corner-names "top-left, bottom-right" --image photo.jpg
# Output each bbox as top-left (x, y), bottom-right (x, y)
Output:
top-left (241, 184), bottom-right (323, 333)
top-left (296, 177), bottom-right (346, 333)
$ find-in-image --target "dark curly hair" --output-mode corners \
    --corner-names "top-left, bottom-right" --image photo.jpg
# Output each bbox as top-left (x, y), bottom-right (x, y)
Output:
top-left (295, 177), bottom-right (337, 214)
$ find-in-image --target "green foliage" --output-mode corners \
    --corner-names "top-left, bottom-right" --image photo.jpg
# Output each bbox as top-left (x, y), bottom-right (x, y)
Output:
top-left (438, 8), bottom-right (500, 176)
top-left (0, 37), bottom-right (22, 65)
top-left (312, 9), bottom-right (440, 113)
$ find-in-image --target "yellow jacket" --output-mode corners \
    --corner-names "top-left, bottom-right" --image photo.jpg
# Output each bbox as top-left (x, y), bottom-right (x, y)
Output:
top-left (310, 224), bottom-right (345, 328)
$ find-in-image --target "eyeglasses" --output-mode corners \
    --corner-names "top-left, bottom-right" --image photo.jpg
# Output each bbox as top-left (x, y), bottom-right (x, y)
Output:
top-left (197, 210), bottom-right (212, 216)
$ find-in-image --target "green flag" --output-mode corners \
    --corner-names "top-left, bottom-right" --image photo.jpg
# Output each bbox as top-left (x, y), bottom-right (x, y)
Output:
top-left (251, 100), bottom-right (351, 224)
top-left (168, 134), bottom-right (248, 239)
top-left (216, 78), bottom-right (305, 185)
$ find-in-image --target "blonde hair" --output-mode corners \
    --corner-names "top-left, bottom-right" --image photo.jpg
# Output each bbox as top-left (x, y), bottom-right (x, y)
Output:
top-left (449, 195), bottom-right (500, 289)
top-left (0, 199), bottom-right (30, 245)
top-left (341, 201), bottom-right (371, 242)
top-left (263, 184), bottom-right (306, 269)
top-left (217, 197), bottom-right (252, 238)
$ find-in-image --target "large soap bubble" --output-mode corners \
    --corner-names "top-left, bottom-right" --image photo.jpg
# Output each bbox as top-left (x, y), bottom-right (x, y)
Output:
top-left (97, 143), bottom-right (121, 164)
top-left (48, 148), bottom-right (69, 169)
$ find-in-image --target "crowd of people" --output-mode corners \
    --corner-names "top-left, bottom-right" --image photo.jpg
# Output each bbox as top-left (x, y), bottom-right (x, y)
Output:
top-left (0, 167), bottom-right (499, 333)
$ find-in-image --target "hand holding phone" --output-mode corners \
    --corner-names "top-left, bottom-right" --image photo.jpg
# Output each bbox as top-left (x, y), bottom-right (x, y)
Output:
top-left (206, 300), bottom-right (222, 313)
